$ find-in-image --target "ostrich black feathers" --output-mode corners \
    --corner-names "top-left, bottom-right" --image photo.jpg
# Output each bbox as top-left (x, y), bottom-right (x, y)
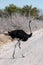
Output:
top-left (7, 30), bottom-right (32, 41)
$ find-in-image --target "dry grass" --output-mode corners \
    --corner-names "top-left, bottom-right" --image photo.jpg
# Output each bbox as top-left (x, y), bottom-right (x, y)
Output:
top-left (0, 34), bottom-right (12, 46)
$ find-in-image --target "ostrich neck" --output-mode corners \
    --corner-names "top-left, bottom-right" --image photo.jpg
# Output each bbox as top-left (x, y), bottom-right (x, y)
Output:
top-left (29, 23), bottom-right (32, 34)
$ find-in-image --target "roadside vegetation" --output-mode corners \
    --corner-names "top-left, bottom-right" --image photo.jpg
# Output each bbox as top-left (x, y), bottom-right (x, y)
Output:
top-left (0, 4), bottom-right (40, 19)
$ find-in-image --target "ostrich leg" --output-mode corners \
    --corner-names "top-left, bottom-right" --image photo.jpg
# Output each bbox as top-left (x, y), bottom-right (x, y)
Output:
top-left (18, 40), bottom-right (21, 49)
top-left (12, 40), bottom-right (25, 59)
top-left (12, 44), bottom-right (16, 59)
top-left (12, 40), bottom-right (21, 59)
top-left (18, 40), bottom-right (25, 58)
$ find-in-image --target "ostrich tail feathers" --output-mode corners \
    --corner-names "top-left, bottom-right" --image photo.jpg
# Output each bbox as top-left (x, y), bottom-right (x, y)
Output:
top-left (4, 31), bottom-right (9, 36)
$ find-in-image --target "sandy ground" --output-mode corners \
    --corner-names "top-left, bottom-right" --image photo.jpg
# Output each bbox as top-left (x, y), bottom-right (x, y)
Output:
top-left (0, 28), bottom-right (43, 65)
top-left (0, 34), bottom-right (12, 47)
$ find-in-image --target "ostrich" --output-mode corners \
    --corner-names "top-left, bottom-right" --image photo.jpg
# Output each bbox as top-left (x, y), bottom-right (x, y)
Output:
top-left (4, 20), bottom-right (32, 59)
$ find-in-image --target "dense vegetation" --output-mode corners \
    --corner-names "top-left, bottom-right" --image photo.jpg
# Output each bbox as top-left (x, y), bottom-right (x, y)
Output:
top-left (0, 4), bottom-right (39, 18)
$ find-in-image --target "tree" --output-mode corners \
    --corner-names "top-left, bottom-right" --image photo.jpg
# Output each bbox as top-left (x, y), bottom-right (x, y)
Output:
top-left (31, 7), bottom-right (39, 17)
top-left (5, 4), bottom-right (17, 15)
top-left (0, 9), bottom-right (4, 21)
top-left (21, 5), bottom-right (32, 17)
top-left (4, 4), bottom-right (17, 23)
top-left (0, 9), bottom-right (3, 17)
